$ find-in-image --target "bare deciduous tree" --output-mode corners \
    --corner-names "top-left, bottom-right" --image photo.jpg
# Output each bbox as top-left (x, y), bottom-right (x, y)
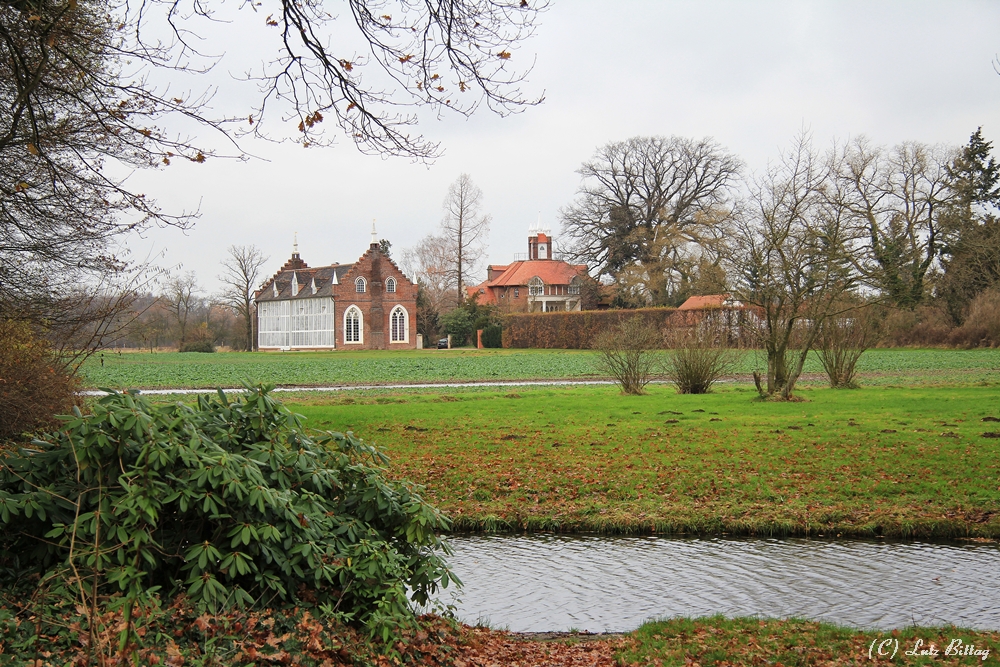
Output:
top-left (401, 233), bottom-right (458, 312)
top-left (163, 272), bottom-right (202, 348)
top-left (562, 136), bottom-right (742, 305)
top-left (830, 137), bottom-right (955, 308)
top-left (441, 174), bottom-right (492, 304)
top-left (404, 174), bottom-right (491, 309)
top-left (218, 245), bottom-right (270, 351)
top-left (727, 134), bottom-right (856, 400)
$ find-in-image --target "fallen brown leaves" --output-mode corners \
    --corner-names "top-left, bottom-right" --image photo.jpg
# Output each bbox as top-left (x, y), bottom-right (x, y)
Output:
top-left (446, 628), bottom-right (620, 667)
top-left (346, 622), bottom-right (622, 667)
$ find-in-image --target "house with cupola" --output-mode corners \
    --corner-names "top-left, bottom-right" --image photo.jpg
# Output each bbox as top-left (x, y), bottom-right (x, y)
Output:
top-left (255, 230), bottom-right (417, 350)
top-left (468, 227), bottom-right (589, 312)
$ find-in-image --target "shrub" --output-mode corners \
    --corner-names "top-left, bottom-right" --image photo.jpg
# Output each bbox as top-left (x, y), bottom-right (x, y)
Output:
top-left (592, 317), bottom-right (663, 395)
top-left (0, 320), bottom-right (78, 441)
top-left (439, 308), bottom-right (474, 346)
top-left (179, 339), bottom-right (215, 353)
top-left (0, 385), bottom-right (456, 644)
top-left (949, 287), bottom-right (1000, 348)
top-left (664, 330), bottom-right (737, 394)
top-left (481, 324), bottom-right (503, 348)
top-left (881, 305), bottom-right (952, 347)
top-left (814, 305), bottom-right (883, 388)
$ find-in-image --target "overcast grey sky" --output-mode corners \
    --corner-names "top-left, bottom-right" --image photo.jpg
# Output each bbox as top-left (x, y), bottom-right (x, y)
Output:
top-left (125, 1), bottom-right (1000, 293)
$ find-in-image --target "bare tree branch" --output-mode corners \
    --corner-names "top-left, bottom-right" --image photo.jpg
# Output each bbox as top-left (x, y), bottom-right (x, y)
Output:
top-left (561, 135), bottom-right (742, 306)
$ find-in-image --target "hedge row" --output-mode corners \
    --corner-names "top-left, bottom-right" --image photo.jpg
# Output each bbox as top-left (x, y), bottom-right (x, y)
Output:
top-left (501, 307), bottom-right (755, 349)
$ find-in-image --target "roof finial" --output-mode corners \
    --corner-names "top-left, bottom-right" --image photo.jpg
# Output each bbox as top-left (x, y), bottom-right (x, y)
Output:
top-left (371, 219), bottom-right (378, 245)
top-left (293, 232), bottom-right (299, 256)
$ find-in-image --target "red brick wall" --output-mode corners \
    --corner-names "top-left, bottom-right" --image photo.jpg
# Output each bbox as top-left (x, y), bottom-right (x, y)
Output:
top-left (335, 244), bottom-right (418, 349)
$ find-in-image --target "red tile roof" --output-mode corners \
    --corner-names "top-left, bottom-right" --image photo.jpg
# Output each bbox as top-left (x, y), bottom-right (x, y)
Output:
top-left (483, 260), bottom-right (586, 287)
top-left (468, 259), bottom-right (587, 304)
top-left (678, 294), bottom-right (729, 310)
top-left (469, 284), bottom-right (498, 304)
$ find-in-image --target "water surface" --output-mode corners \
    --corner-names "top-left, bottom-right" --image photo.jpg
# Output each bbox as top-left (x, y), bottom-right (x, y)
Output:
top-left (434, 534), bottom-right (1000, 632)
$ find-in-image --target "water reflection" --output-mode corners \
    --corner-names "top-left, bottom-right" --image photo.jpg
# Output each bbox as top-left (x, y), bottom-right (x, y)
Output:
top-left (433, 534), bottom-right (1000, 632)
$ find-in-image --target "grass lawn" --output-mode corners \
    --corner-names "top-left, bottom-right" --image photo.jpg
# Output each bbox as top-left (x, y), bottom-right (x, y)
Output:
top-left (288, 383), bottom-right (1000, 537)
top-left (617, 617), bottom-right (1000, 666)
top-left (78, 347), bottom-right (1000, 389)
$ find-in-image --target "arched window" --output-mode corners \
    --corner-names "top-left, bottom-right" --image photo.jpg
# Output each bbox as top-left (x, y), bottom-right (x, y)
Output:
top-left (355, 277), bottom-right (366, 293)
top-left (568, 276), bottom-right (581, 295)
top-left (385, 277), bottom-right (396, 293)
top-left (390, 305), bottom-right (408, 343)
top-left (528, 276), bottom-right (544, 296)
top-left (344, 306), bottom-right (363, 344)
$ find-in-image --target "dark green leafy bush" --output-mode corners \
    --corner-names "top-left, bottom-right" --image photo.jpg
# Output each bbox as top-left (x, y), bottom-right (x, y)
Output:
top-left (481, 324), bottom-right (503, 348)
top-left (439, 309), bottom-right (474, 346)
top-left (0, 385), bottom-right (456, 639)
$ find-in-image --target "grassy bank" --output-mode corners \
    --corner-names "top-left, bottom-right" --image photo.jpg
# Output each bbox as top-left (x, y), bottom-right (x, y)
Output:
top-left (79, 348), bottom-right (1000, 389)
top-left (289, 384), bottom-right (1000, 538)
top-left (619, 617), bottom-right (1000, 666)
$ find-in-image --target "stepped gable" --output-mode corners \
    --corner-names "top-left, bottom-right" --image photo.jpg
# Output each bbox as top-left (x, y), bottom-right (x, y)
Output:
top-left (255, 234), bottom-right (418, 350)
top-left (339, 242), bottom-right (410, 284)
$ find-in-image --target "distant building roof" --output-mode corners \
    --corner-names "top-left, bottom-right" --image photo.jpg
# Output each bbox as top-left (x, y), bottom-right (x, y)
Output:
top-left (468, 259), bottom-right (587, 304)
top-left (678, 294), bottom-right (730, 310)
top-left (485, 260), bottom-right (587, 287)
top-left (256, 263), bottom-right (355, 302)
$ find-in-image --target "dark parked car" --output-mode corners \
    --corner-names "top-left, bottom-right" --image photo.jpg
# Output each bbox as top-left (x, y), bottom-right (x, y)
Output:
top-left (437, 338), bottom-right (449, 349)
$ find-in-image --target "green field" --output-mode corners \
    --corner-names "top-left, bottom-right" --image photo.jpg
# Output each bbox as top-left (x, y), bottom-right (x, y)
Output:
top-left (77, 348), bottom-right (1000, 536)
top-left (287, 383), bottom-right (1000, 537)
top-left (80, 347), bottom-right (1000, 389)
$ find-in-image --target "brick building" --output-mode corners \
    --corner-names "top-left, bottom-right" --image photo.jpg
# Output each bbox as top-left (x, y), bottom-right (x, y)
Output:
top-left (468, 229), bottom-right (589, 312)
top-left (255, 235), bottom-right (417, 350)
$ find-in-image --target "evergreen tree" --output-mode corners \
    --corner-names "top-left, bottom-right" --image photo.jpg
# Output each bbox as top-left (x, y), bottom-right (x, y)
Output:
top-left (938, 128), bottom-right (1000, 323)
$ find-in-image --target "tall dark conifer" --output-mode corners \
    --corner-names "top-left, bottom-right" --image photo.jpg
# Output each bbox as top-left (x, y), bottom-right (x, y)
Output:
top-left (938, 128), bottom-right (1000, 323)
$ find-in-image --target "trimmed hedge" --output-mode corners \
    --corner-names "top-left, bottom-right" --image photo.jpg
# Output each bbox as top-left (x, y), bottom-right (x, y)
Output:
top-left (501, 307), bottom-right (754, 349)
top-left (481, 324), bottom-right (503, 348)
top-left (179, 340), bottom-right (215, 353)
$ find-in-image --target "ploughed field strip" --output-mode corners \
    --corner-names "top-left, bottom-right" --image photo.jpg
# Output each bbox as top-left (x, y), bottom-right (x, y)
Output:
top-left (292, 384), bottom-right (1000, 537)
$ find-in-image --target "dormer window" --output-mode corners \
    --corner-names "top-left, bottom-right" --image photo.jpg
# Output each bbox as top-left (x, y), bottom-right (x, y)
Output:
top-left (355, 277), bottom-right (366, 293)
top-left (568, 277), bottom-right (581, 295)
top-left (386, 277), bottom-right (396, 293)
top-left (528, 276), bottom-right (544, 296)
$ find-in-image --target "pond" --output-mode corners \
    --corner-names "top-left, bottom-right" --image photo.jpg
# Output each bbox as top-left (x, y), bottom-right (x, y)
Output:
top-left (431, 534), bottom-right (1000, 633)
